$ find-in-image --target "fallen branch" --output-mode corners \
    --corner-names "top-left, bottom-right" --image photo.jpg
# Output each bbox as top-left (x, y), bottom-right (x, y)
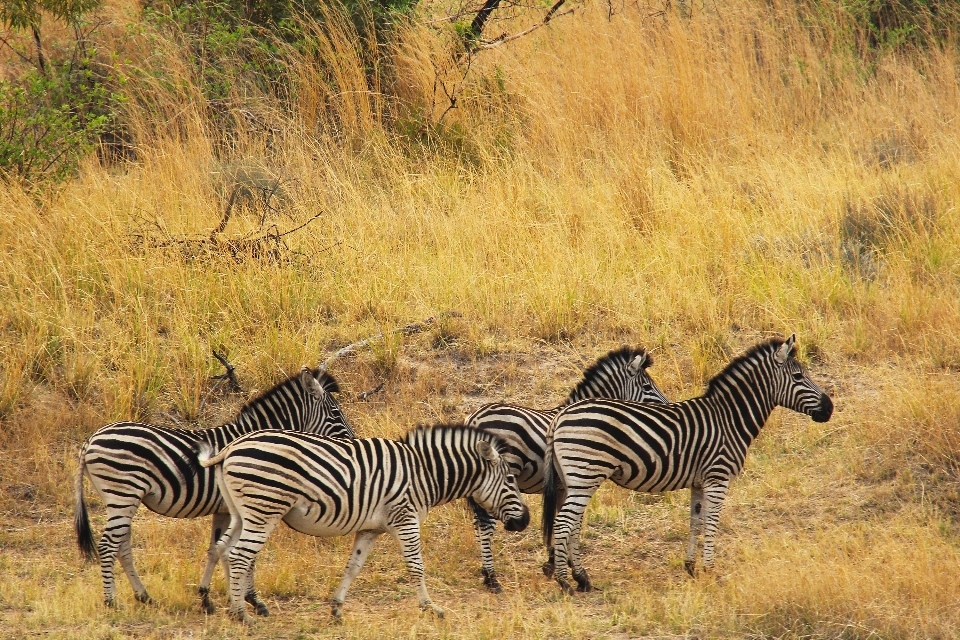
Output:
top-left (319, 311), bottom-right (464, 371)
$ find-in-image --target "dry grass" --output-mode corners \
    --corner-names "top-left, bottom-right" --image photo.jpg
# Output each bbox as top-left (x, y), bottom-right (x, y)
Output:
top-left (1, 0), bottom-right (959, 637)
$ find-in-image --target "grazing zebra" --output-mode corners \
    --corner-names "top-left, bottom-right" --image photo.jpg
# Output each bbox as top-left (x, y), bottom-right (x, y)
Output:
top-left (542, 335), bottom-right (833, 594)
top-left (464, 347), bottom-right (669, 591)
top-left (196, 424), bottom-right (530, 622)
top-left (74, 366), bottom-right (354, 613)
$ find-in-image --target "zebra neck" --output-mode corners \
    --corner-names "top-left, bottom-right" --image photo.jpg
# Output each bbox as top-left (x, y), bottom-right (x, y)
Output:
top-left (702, 374), bottom-right (777, 446)
top-left (406, 436), bottom-right (482, 508)
top-left (204, 419), bottom-right (266, 450)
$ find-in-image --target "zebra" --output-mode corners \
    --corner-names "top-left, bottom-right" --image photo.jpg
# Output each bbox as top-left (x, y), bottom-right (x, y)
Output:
top-left (542, 335), bottom-right (833, 594)
top-left (74, 366), bottom-right (355, 614)
top-left (463, 346), bottom-right (670, 591)
top-left (195, 424), bottom-right (530, 622)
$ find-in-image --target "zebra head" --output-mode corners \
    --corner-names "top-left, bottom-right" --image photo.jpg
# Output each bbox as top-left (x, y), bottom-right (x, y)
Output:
top-left (622, 350), bottom-right (670, 404)
top-left (473, 438), bottom-right (530, 532)
top-left (770, 335), bottom-right (833, 423)
top-left (567, 347), bottom-right (670, 405)
top-left (296, 366), bottom-right (356, 438)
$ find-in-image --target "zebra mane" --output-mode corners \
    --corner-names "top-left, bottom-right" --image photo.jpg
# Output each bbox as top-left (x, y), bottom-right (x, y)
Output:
top-left (402, 423), bottom-right (505, 454)
top-left (704, 338), bottom-right (792, 396)
top-left (566, 346), bottom-right (653, 403)
top-left (234, 368), bottom-right (340, 420)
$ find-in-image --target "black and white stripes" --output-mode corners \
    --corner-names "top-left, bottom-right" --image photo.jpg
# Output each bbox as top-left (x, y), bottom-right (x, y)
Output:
top-left (197, 424), bottom-right (529, 622)
top-left (542, 335), bottom-right (833, 594)
top-left (74, 366), bottom-right (353, 611)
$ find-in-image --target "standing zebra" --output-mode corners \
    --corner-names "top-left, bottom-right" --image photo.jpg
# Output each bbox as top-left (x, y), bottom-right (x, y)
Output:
top-left (74, 366), bottom-right (354, 613)
top-left (464, 347), bottom-right (669, 591)
top-left (196, 424), bottom-right (530, 622)
top-left (542, 335), bottom-right (833, 594)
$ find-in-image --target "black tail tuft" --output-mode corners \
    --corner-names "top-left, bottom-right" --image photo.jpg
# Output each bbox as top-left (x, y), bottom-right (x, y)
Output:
top-left (74, 455), bottom-right (98, 563)
top-left (542, 445), bottom-right (558, 549)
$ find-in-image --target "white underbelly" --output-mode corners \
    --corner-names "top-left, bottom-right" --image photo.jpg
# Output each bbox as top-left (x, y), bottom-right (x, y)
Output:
top-left (281, 500), bottom-right (388, 538)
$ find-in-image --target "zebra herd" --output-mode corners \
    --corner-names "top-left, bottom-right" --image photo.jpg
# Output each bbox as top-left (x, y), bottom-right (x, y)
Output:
top-left (74, 334), bottom-right (833, 622)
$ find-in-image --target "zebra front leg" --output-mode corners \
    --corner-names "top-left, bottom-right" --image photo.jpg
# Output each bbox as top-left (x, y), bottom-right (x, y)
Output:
top-left (700, 479), bottom-right (731, 571)
top-left (468, 497), bottom-right (501, 593)
top-left (199, 512), bottom-right (229, 614)
top-left (684, 485), bottom-right (705, 577)
top-left (392, 517), bottom-right (444, 618)
top-left (330, 530), bottom-right (381, 620)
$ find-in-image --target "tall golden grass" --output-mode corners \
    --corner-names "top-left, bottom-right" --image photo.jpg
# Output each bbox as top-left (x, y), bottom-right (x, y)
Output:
top-left (1, 0), bottom-right (959, 636)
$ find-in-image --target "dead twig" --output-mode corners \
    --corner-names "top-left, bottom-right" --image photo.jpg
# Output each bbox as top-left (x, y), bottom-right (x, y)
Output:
top-left (358, 383), bottom-right (385, 401)
top-left (319, 311), bottom-right (464, 371)
top-left (198, 349), bottom-right (243, 415)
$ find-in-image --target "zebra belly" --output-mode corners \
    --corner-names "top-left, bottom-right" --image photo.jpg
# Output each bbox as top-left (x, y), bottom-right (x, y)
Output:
top-left (281, 500), bottom-right (390, 538)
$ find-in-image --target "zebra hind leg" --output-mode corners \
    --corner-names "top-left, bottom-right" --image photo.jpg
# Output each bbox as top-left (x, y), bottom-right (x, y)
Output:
top-left (541, 483), bottom-right (566, 578)
top-left (118, 536), bottom-right (153, 604)
top-left (244, 558), bottom-right (269, 617)
top-left (98, 507), bottom-right (138, 607)
top-left (469, 498), bottom-right (502, 593)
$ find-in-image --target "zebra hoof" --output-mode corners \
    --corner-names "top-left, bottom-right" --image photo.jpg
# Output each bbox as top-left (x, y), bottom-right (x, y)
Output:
top-left (104, 597), bottom-right (120, 609)
top-left (556, 579), bottom-right (576, 596)
top-left (198, 586), bottom-right (214, 614)
top-left (684, 560), bottom-right (697, 577)
top-left (573, 570), bottom-right (596, 593)
top-left (331, 605), bottom-right (344, 622)
top-left (134, 591), bottom-right (154, 605)
top-left (541, 561), bottom-right (556, 577)
top-left (245, 592), bottom-right (269, 616)
top-left (481, 568), bottom-right (504, 593)
top-left (231, 609), bottom-right (253, 625)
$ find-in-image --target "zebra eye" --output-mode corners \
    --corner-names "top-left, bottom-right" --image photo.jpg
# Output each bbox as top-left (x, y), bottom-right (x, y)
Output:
top-left (506, 474), bottom-right (515, 483)
top-left (791, 371), bottom-right (805, 381)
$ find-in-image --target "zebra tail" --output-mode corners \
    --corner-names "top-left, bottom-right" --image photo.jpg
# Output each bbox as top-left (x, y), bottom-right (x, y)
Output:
top-left (74, 450), bottom-right (98, 563)
top-left (541, 442), bottom-right (558, 549)
top-left (194, 440), bottom-right (229, 468)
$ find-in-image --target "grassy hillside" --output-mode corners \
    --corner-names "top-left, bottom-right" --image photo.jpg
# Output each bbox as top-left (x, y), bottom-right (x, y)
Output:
top-left (1, 0), bottom-right (959, 637)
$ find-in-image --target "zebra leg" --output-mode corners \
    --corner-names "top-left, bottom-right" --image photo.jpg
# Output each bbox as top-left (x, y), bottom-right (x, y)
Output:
top-left (541, 484), bottom-right (567, 577)
top-left (391, 515), bottom-right (444, 618)
top-left (330, 530), bottom-right (381, 620)
top-left (244, 559), bottom-right (269, 617)
top-left (684, 485), bottom-right (705, 576)
top-left (117, 536), bottom-right (153, 604)
top-left (98, 504), bottom-right (140, 607)
top-left (700, 479), bottom-right (731, 571)
top-left (199, 512), bottom-right (230, 614)
top-left (552, 489), bottom-right (594, 596)
top-left (468, 497), bottom-right (502, 593)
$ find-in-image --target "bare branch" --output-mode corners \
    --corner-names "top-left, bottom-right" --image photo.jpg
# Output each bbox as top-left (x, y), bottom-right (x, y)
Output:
top-left (358, 382), bottom-right (385, 401)
top-left (319, 311), bottom-right (464, 371)
top-left (479, 0), bottom-right (575, 49)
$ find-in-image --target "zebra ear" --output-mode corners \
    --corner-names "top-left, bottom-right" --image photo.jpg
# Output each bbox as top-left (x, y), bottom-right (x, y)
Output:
top-left (775, 334), bottom-right (796, 365)
top-left (300, 366), bottom-right (326, 398)
top-left (476, 440), bottom-right (500, 464)
top-left (626, 352), bottom-right (649, 376)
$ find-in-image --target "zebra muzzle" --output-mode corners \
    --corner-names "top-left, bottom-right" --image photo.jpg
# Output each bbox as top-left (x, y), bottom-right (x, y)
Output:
top-left (503, 507), bottom-right (530, 532)
top-left (810, 395), bottom-right (834, 423)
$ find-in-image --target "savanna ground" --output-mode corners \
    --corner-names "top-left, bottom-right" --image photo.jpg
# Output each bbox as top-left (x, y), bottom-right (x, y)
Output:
top-left (2, 0), bottom-right (960, 637)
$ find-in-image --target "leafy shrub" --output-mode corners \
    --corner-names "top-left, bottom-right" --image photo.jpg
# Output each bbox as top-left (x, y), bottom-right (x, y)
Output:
top-left (0, 50), bottom-right (120, 183)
